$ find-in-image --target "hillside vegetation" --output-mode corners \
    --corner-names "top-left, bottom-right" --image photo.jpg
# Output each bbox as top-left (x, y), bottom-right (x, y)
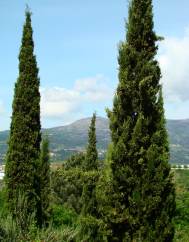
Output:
top-left (1, 118), bottom-right (189, 164)
top-left (174, 169), bottom-right (189, 241)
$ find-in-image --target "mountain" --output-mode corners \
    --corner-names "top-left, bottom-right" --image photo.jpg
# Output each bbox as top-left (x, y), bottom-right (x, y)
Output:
top-left (44, 117), bottom-right (110, 161)
top-left (0, 117), bottom-right (189, 164)
top-left (167, 119), bottom-right (189, 164)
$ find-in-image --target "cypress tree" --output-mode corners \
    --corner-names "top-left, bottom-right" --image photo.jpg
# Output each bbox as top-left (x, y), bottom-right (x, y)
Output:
top-left (5, 9), bottom-right (41, 216)
top-left (36, 138), bottom-right (51, 227)
top-left (78, 113), bottom-right (102, 241)
top-left (107, 0), bottom-right (175, 241)
top-left (83, 113), bottom-right (98, 171)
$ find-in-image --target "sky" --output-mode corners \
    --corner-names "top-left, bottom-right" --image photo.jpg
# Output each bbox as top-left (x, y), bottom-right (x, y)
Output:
top-left (1, 0), bottom-right (189, 130)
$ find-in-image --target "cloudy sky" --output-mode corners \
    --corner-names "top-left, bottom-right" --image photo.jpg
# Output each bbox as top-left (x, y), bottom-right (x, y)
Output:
top-left (0, 0), bottom-right (189, 130)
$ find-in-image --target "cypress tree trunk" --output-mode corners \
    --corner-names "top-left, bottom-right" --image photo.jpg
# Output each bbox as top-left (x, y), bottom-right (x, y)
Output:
top-left (108, 0), bottom-right (175, 241)
top-left (5, 10), bottom-right (41, 217)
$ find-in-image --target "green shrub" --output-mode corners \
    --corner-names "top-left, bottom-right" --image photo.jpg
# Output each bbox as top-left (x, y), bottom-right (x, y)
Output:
top-left (52, 204), bottom-right (77, 228)
top-left (51, 168), bottom-right (84, 214)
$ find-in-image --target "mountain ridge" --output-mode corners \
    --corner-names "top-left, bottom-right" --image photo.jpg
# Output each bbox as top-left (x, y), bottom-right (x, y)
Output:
top-left (0, 117), bottom-right (189, 164)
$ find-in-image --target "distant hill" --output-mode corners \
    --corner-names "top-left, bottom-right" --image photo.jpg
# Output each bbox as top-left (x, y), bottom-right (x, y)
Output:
top-left (0, 117), bottom-right (189, 164)
top-left (45, 117), bottom-right (110, 161)
top-left (167, 119), bottom-right (189, 164)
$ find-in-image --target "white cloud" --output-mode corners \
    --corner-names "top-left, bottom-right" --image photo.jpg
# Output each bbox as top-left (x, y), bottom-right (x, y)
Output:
top-left (41, 87), bottom-right (81, 117)
top-left (41, 75), bottom-right (113, 118)
top-left (159, 30), bottom-right (189, 101)
top-left (74, 74), bottom-right (113, 102)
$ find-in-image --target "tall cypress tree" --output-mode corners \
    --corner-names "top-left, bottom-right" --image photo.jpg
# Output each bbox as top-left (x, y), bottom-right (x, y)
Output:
top-left (108, 0), bottom-right (175, 241)
top-left (5, 9), bottom-right (41, 216)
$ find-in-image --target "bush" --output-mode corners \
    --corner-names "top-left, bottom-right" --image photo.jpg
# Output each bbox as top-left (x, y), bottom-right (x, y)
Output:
top-left (52, 204), bottom-right (77, 228)
top-left (51, 168), bottom-right (84, 214)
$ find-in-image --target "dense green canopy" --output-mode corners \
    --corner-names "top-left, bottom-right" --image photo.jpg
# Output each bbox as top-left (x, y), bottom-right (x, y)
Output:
top-left (108, 0), bottom-right (175, 241)
top-left (5, 10), bottom-right (41, 216)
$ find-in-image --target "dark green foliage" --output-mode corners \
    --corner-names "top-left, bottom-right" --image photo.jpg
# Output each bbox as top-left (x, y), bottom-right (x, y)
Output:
top-left (51, 153), bottom-right (86, 215)
top-left (52, 167), bottom-right (84, 214)
top-left (83, 113), bottom-right (98, 171)
top-left (95, 144), bottom-right (116, 240)
top-left (80, 171), bottom-right (99, 217)
top-left (5, 9), bottom-right (41, 216)
top-left (77, 215), bottom-right (108, 242)
top-left (77, 170), bottom-right (111, 242)
top-left (64, 152), bottom-right (85, 170)
top-left (36, 138), bottom-right (51, 227)
top-left (0, 188), bottom-right (7, 217)
top-left (107, 0), bottom-right (175, 241)
top-left (81, 115), bottom-right (99, 217)
top-left (78, 114), bottom-right (103, 240)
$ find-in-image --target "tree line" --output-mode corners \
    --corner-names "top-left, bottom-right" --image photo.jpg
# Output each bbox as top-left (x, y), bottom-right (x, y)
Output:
top-left (1, 0), bottom-right (175, 241)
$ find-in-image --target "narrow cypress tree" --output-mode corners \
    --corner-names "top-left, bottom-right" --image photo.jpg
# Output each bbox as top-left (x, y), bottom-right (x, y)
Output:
top-left (83, 113), bottom-right (98, 171)
top-left (78, 113), bottom-right (102, 241)
top-left (5, 9), bottom-right (41, 216)
top-left (108, 0), bottom-right (175, 241)
top-left (36, 138), bottom-right (51, 227)
top-left (82, 113), bottom-right (98, 215)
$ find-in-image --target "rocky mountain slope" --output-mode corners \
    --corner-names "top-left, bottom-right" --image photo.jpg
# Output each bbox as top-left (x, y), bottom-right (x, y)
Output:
top-left (0, 117), bottom-right (189, 164)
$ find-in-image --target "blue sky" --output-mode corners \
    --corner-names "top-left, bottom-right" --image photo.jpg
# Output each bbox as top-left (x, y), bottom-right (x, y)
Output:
top-left (1, 0), bottom-right (189, 130)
